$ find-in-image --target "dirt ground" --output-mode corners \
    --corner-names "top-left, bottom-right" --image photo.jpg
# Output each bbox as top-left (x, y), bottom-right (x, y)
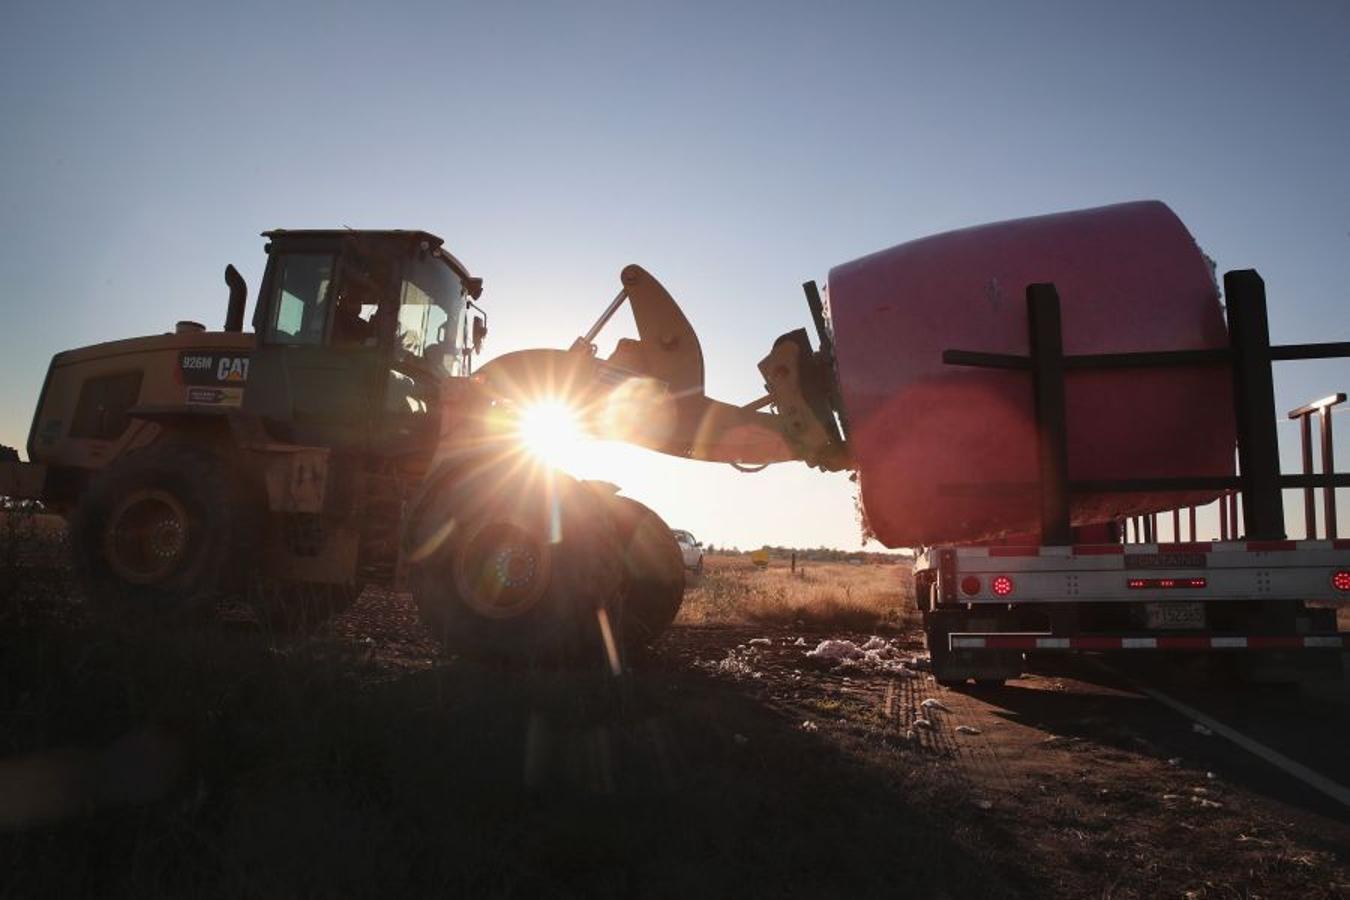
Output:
top-left (2, 549), bottom-right (1349, 897)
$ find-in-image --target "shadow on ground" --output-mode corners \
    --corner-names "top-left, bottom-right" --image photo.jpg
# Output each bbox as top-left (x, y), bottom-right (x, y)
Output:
top-left (0, 600), bottom-right (1037, 899)
top-left (969, 657), bottom-right (1350, 826)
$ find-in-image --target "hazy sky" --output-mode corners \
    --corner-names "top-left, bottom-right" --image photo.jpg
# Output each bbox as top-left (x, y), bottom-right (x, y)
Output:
top-left (2, 0), bottom-right (1347, 549)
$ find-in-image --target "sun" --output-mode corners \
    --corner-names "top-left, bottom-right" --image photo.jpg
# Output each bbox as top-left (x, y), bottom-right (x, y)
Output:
top-left (516, 400), bottom-right (588, 471)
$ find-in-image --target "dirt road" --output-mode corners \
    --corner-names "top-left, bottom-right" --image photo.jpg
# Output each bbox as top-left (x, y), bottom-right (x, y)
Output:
top-left (655, 623), bottom-right (1350, 897)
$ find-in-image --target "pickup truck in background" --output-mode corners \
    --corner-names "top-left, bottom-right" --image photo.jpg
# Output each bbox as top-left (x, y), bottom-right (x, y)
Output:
top-left (672, 530), bottom-right (704, 575)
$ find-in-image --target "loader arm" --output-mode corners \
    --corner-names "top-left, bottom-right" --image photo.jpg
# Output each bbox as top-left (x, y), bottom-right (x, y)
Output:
top-left (475, 265), bottom-right (849, 470)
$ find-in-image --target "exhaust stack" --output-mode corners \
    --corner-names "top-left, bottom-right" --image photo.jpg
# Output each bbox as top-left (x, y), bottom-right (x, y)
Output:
top-left (224, 264), bottom-right (247, 332)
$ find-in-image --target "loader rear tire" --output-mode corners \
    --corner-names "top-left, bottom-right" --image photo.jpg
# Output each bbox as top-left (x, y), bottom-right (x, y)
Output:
top-left (408, 468), bottom-right (623, 662)
top-left (71, 442), bottom-right (260, 622)
top-left (604, 495), bottom-right (685, 648)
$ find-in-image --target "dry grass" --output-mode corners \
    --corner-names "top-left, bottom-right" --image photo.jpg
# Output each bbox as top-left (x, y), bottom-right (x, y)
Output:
top-left (676, 555), bottom-right (917, 631)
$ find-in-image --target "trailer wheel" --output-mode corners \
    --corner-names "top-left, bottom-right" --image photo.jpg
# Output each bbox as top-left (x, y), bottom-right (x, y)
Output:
top-left (603, 494), bottom-right (685, 648)
top-left (252, 579), bottom-right (362, 635)
top-left (71, 442), bottom-right (260, 622)
top-left (408, 469), bottom-right (623, 662)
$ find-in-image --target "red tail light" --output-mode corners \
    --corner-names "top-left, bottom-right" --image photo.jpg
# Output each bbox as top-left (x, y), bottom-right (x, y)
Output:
top-left (1333, 570), bottom-right (1350, 592)
top-left (960, 575), bottom-right (982, 596)
top-left (991, 575), bottom-right (1014, 596)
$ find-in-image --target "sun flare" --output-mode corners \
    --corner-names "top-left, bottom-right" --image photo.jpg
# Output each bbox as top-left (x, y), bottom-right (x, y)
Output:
top-left (516, 400), bottom-right (587, 471)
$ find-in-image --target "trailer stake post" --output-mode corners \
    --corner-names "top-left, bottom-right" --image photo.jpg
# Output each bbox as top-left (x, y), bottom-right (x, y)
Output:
top-left (1224, 270), bottom-right (1285, 540)
top-left (1321, 402), bottom-right (1340, 538)
top-left (1027, 284), bottom-right (1072, 545)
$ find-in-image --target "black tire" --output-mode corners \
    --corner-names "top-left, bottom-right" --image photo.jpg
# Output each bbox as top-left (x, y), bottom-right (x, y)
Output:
top-left (408, 467), bottom-right (623, 662)
top-left (604, 495), bottom-right (685, 648)
top-left (252, 580), bottom-right (362, 635)
top-left (70, 441), bottom-right (260, 622)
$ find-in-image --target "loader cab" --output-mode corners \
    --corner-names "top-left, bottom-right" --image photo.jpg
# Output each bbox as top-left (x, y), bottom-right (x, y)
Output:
top-left (243, 229), bottom-right (481, 452)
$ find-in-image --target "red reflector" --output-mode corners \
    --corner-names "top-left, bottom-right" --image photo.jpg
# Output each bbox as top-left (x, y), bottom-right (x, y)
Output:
top-left (1127, 577), bottom-right (1207, 590)
top-left (960, 575), bottom-right (982, 596)
top-left (991, 575), bottom-right (1014, 596)
top-left (1333, 570), bottom-right (1350, 592)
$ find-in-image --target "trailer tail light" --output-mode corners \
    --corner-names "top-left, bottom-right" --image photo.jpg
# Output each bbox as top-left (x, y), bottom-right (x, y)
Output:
top-left (960, 576), bottom-right (982, 596)
top-left (1333, 570), bottom-right (1350, 592)
top-left (1127, 577), bottom-right (1207, 589)
top-left (991, 575), bottom-right (1015, 596)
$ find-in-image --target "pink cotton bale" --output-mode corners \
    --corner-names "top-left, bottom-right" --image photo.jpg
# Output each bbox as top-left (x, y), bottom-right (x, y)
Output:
top-left (827, 201), bottom-right (1234, 547)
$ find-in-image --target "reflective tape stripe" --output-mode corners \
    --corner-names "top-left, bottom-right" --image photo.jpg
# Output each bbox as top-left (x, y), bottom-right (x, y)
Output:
top-left (948, 538), bottom-right (1343, 559)
top-left (1248, 636), bottom-right (1305, 649)
top-left (943, 634), bottom-right (1346, 651)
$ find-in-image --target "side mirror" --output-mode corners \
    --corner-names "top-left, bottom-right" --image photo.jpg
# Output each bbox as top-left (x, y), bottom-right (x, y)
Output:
top-left (472, 316), bottom-right (488, 354)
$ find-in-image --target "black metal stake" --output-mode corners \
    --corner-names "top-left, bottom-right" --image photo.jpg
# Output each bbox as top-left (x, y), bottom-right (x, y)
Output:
top-left (1026, 284), bottom-right (1072, 545)
top-left (1224, 270), bottom-right (1285, 540)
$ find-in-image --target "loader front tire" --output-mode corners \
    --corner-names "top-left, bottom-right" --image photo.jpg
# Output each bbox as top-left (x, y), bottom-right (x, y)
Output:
top-left (408, 468), bottom-right (623, 662)
top-left (71, 442), bottom-right (260, 622)
top-left (604, 494), bottom-right (685, 648)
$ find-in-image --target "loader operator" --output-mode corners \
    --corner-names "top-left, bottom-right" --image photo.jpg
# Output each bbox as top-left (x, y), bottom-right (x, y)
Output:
top-left (333, 286), bottom-right (379, 346)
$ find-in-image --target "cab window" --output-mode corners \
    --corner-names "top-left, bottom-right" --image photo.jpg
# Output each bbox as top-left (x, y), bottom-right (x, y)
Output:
top-left (397, 256), bottom-right (466, 375)
top-left (267, 254), bottom-right (335, 345)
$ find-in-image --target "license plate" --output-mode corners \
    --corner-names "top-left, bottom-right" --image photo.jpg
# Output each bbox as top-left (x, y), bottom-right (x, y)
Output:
top-left (1146, 602), bottom-right (1205, 630)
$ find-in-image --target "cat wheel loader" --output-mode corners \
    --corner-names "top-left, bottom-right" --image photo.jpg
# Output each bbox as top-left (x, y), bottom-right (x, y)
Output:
top-left (0, 229), bottom-right (833, 658)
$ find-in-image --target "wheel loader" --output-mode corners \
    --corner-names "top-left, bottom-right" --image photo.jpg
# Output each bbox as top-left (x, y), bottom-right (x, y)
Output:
top-left (0, 228), bottom-right (838, 657)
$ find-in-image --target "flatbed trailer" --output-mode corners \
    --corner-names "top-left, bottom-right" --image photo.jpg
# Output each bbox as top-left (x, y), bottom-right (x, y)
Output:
top-left (911, 270), bottom-right (1350, 685)
top-left (915, 539), bottom-right (1349, 684)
